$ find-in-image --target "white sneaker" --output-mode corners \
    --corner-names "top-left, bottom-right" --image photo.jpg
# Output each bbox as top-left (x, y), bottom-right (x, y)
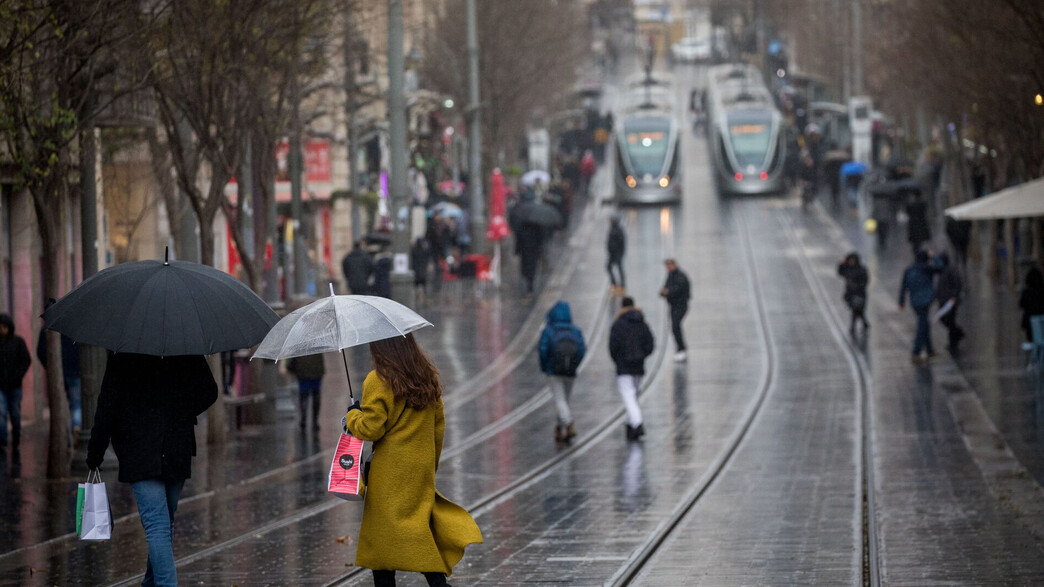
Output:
top-left (673, 351), bottom-right (687, 362)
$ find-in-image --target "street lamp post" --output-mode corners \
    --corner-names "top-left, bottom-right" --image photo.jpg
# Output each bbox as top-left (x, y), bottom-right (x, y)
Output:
top-left (466, 0), bottom-right (486, 254)
top-left (388, 0), bottom-right (415, 305)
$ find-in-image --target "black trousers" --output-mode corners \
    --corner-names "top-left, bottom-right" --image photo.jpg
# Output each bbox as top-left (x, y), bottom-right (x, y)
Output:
top-left (670, 303), bottom-right (688, 351)
top-left (372, 570), bottom-right (447, 587)
top-left (940, 303), bottom-right (964, 347)
top-left (607, 258), bottom-right (625, 287)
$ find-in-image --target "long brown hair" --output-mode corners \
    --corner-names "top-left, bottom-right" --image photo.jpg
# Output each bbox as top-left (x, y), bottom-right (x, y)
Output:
top-left (369, 333), bottom-right (442, 409)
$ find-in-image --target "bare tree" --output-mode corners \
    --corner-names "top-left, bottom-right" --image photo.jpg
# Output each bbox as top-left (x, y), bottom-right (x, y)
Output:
top-left (0, 0), bottom-right (157, 478)
top-left (422, 0), bottom-right (591, 172)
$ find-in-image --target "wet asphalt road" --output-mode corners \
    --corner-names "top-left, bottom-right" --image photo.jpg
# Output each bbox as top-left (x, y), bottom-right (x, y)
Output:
top-left (2, 61), bottom-right (1044, 586)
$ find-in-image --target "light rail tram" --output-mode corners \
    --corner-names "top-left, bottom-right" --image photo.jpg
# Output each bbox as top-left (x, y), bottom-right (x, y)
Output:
top-left (612, 73), bottom-right (682, 205)
top-left (706, 63), bottom-right (786, 195)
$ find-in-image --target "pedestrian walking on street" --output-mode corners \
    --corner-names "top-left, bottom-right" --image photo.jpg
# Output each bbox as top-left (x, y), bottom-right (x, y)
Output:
top-left (659, 259), bottom-right (691, 362)
top-left (934, 253), bottom-right (965, 352)
top-left (37, 298), bottom-right (82, 432)
top-left (898, 249), bottom-right (939, 364)
top-left (514, 221), bottom-right (545, 301)
top-left (343, 334), bottom-right (482, 587)
top-left (538, 301), bottom-right (586, 443)
top-left (288, 353), bottom-right (325, 431)
top-left (87, 353), bottom-right (218, 587)
top-left (1019, 267), bottom-right (1044, 342)
top-left (607, 216), bottom-right (626, 295)
top-left (609, 297), bottom-right (654, 441)
top-left (0, 314), bottom-right (30, 453)
top-left (905, 193), bottom-right (931, 258)
top-left (871, 194), bottom-right (893, 248)
top-left (343, 240), bottom-right (374, 295)
top-left (373, 252), bottom-right (393, 299)
top-left (411, 238), bottom-right (432, 303)
top-left (837, 253), bottom-right (869, 334)
top-left (945, 217), bottom-right (972, 270)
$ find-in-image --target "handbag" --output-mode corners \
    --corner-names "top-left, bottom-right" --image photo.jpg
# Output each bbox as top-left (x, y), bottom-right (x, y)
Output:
top-left (328, 415), bottom-right (371, 501)
top-left (79, 469), bottom-right (112, 541)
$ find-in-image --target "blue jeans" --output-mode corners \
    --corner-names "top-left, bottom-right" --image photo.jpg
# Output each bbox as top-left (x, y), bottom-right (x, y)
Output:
top-left (0, 387), bottom-right (22, 445)
top-left (65, 376), bottom-right (82, 429)
top-left (131, 479), bottom-right (185, 587)
top-left (912, 306), bottom-right (934, 356)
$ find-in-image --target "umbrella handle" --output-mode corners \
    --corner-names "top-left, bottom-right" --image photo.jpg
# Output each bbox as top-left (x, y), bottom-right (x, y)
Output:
top-left (341, 348), bottom-right (355, 406)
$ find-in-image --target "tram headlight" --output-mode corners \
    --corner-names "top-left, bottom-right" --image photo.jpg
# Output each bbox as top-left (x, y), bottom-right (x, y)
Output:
top-left (625, 175), bottom-right (637, 188)
top-left (658, 176), bottom-right (670, 188)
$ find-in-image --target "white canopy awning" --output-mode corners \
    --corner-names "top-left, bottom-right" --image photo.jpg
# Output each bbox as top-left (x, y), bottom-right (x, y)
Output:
top-left (945, 177), bottom-right (1044, 220)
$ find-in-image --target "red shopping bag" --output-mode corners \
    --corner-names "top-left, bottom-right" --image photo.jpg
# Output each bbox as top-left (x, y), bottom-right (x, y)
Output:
top-left (328, 431), bottom-right (369, 501)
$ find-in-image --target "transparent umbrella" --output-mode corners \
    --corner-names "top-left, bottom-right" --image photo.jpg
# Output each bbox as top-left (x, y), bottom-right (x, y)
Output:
top-left (252, 285), bottom-right (432, 401)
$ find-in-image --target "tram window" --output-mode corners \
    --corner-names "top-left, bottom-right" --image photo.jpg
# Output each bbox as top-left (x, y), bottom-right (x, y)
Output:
top-left (728, 119), bottom-right (771, 167)
top-left (622, 121), bottom-right (670, 176)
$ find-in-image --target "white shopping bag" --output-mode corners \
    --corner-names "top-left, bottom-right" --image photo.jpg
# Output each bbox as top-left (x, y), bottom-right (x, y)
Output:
top-left (79, 470), bottom-right (112, 541)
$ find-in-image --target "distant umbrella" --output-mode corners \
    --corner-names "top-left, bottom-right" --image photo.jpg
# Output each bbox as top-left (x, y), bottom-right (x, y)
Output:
top-left (510, 199), bottom-right (563, 228)
top-left (43, 251), bottom-right (278, 356)
top-left (428, 201), bottom-right (463, 218)
top-left (520, 169), bottom-right (552, 187)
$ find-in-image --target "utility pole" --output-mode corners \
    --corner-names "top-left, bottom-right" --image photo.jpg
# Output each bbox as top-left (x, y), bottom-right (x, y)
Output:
top-left (388, 0), bottom-right (414, 304)
top-left (289, 46), bottom-right (308, 298)
top-left (466, 0), bottom-right (486, 253)
top-left (852, 0), bottom-right (863, 96)
top-left (77, 92), bottom-right (105, 456)
top-left (344, 11), bottom-right (362, 243)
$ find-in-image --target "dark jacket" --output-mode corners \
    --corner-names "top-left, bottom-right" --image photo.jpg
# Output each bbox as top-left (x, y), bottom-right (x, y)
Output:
top-left (607, 221), bottom-right (625, 262)
top-left (935, 264), bottom-right (962, 304)
top-left (898, 255), bottom-right (937, 310)
top-left (837, 261), bottom-right (868, 302)
top-left (662, 269), bottom-right (691, 307)
top-left (36, 328), bottom-right (80, 379)
top-left (538, 302), bottom-right (586, 376)
top-left (0, 315), bottom-right (31, 392)
top-left (609, 307), bottom-right (654, 376)
top-left (905, 200), bottom-right (931, 245)
top-left (87, 353), bottom-right (217, 483)
top-left (288, 354), bottom-right (326, 380)
top-left (342, 248), bottom-right (374, 294)
top-left (373, 255), bottom-right (392, 299)
top-left (1019, 269), bottom-right (1044, 335)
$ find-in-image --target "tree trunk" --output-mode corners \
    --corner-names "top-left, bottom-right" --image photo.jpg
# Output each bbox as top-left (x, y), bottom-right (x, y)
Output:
top-left (31, 185), bottom-right (71, 479)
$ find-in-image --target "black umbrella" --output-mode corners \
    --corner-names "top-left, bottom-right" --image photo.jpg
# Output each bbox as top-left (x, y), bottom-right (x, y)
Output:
top-left (869, 178), bottom-right (921, 201)
top-left (510, 200), bottom-right (563, 229)
top-left (43, 252), bottom-right (279, 356)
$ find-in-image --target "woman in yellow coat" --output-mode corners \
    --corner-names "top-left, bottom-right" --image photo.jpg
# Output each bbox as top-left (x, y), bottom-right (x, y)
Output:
top-left (344, 333), bottom-right (482, 587)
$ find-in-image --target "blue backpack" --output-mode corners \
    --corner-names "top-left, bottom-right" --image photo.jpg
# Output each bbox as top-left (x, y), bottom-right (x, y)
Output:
top-left (550, 327), bottom-right (582, 376)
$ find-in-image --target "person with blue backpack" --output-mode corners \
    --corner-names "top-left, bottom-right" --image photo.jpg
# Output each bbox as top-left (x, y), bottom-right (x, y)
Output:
top-left (538, 301), bottom-right (586, 443)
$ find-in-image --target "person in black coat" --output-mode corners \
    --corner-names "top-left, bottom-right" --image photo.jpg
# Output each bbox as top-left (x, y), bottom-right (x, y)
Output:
top-left (837, 252), bottom-right (870, 333)
top-left (0, 313), bottom-right (31, 451)
top-left (37, 299), bottom-right (82, 431)
top-left (87, 353), bottom-right (217, 587)
top-left (1019, 267), bottom-right (1044, 342)
top-left (606, 216), bottom-right (626, 293)
top-left (934, 253), bottom-right (964, 351)
top-left (905, 193), bottom-right (931, 258)
top-left (609, 297), bottom-right (654, 441)
top-left (342, 240), bottom-right (374, 295)
top-left (659, 259), bottom-right (691, 362)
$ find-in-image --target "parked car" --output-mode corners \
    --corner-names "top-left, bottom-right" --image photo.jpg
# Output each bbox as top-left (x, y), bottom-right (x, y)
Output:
top-left (671, 37), bottom-right (711, 63)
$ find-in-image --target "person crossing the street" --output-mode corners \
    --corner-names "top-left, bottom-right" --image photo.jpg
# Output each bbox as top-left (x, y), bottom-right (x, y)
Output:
top-left (538, 301), bottom-right (586, 443)
top-left (659, 259), bottom-right (691, 362)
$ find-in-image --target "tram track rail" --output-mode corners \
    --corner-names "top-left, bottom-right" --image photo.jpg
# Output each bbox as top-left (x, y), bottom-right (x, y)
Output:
top-left (606, 201), bottom-right (881, 587)
top-left (777, 209), bottom-right (880, 587)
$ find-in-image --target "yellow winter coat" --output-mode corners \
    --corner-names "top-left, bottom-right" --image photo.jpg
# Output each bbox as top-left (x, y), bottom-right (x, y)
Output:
top-left (344, 370), bottom-right (482, 574)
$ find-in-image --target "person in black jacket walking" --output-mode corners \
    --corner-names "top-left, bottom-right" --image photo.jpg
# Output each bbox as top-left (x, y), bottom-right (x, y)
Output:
top-left (659, 259), bottom-right (691, 362)
top-left (837, 253), bottom-right (869, 334)
top-left (87, 353), bottom-right (217, 587)
top-left (342, 240), bottom-right (374, 295)
top-left (934, 253), bottom-right (964, 351)
top-left (0, 314), bottom-right (31, 452)
top-left (606, 216), bottom-right (626, 294)
top-left (609, 297), bottom-right (654, 441)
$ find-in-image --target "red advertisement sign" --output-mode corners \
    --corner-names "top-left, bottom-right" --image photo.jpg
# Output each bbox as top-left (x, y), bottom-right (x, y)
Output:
top-left (276, 139), bottom-right (331, 183)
